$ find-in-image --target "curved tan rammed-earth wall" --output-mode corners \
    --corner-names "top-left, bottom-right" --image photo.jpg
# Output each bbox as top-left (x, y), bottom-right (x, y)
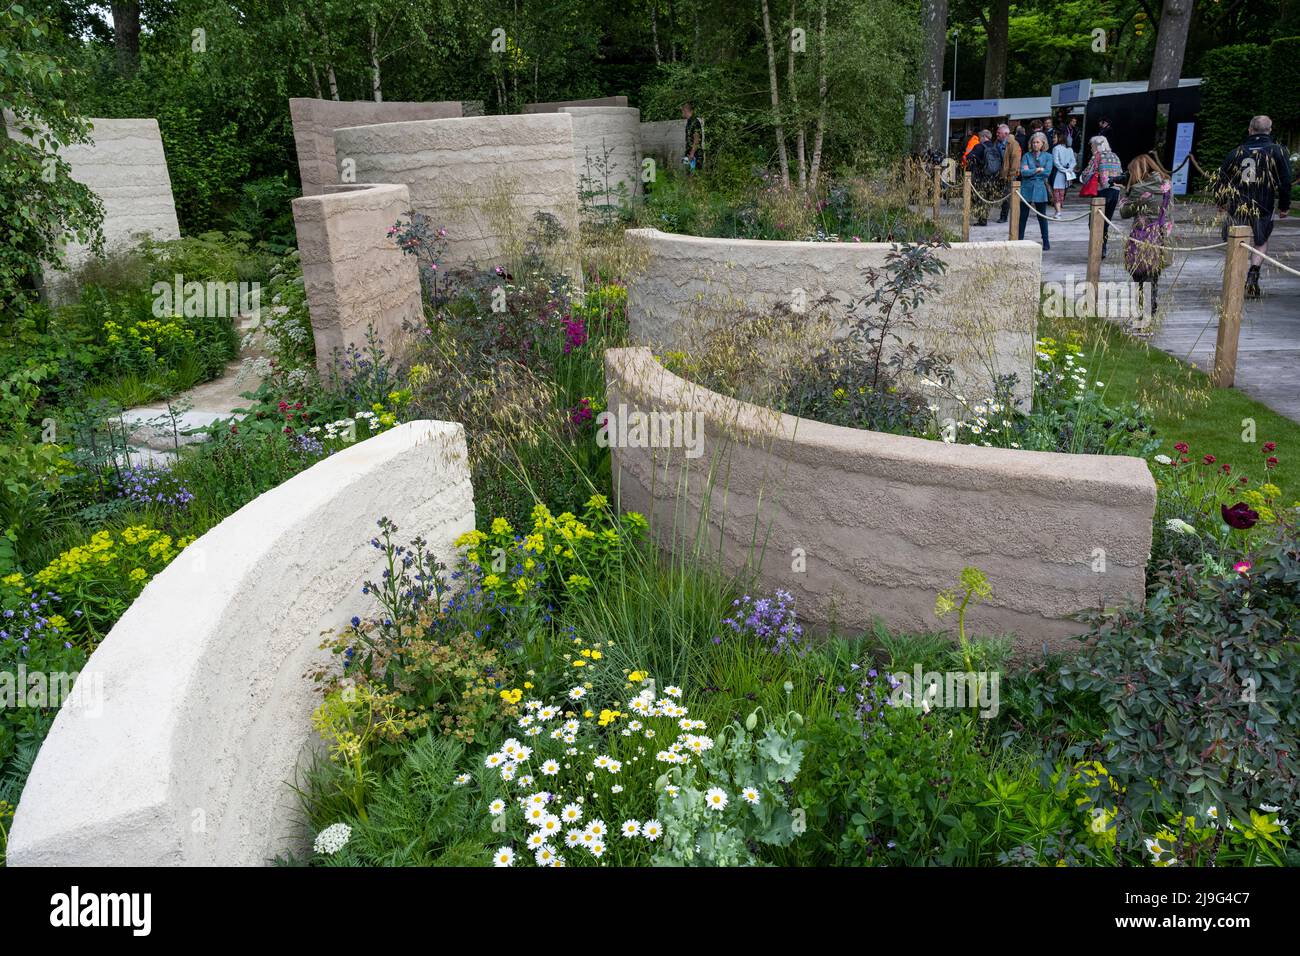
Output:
top-left (289, 98), bottom-right (463, 196)
top-left (604, 347), bottom-right (1154, 651)
top-left (624, 228), bottom-right (1042, 409)
top-left (562, 106), bottom-right (642, 200)
top-left (332, 114), bottom-right (580, 268)
top-left (7, 421), bottom-right (475, 866)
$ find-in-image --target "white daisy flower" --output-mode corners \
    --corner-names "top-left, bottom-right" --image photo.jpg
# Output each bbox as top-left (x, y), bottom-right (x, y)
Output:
top-left (641, 819), bottom-right (663, 841)
top-left (561, 802), bottom-right (583, 823)
top-left (453, 774), bottom-right (471, 786)
top-left (541, 760), bottom-right (560, 776)
top-left (493, 846), bottom-right (514, 867)
top-left (741, 787), bottom-right (760, 805)
top-left (705, 788), bottom-right (728, 811)
top-left (621, 820), bottom-right (642, 838)
top-left (488, 799), bottom-right (506, 816)
top-left (534, 845), bottom-right (558, 867)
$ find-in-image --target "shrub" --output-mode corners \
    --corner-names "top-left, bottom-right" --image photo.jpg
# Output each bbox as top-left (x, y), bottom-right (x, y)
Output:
top-left (1061, 530), bottom-right (1300, 863)
top-left (1198, 45), bottom-right (1257, 173)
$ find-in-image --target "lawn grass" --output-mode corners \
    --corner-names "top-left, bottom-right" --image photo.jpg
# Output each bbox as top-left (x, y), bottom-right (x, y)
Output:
top-left (1040, 311), bottom-right (1299, 503)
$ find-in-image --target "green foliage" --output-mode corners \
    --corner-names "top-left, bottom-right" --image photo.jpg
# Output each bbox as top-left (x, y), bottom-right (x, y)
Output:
top-left (1266, 37), bottom-right (1300, 142)
top-left (1061, 532), bottom-right (1300, 860)
top-left (0, 1), bottom-right (103, 316)
top-left (1199, 45), bottom-right (1258, 168)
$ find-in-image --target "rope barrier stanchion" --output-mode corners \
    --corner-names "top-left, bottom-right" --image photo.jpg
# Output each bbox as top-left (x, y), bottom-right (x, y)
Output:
top-left (1008, 182), bottom-right (1019, 241)
top-left (962, 170), bottom-right (971, 242)
top-left (1243, 245), bottom-right (1300, 278)
top-left (932, 166), bottom-right (942, 225)
top-left (1087, 197), bottom-right (1105, 290)
top-left (1214, 224), bottom-right (1251, 388)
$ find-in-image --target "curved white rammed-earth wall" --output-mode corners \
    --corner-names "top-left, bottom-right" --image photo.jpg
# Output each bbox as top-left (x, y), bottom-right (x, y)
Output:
top-left (332, 114), bottom-right (580, 267)
top-left (8, 421), bottom-right (475, 866)
top-left (625, 228), bottom-right (1042, 409)
top-left (605, 348), bottom-right (1154, 651)
top-left (563, 106), bottom-right (642, 200)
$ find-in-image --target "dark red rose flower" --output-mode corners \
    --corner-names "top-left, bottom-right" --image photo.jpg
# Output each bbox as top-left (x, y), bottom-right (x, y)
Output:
top-left (1262, 442), bottom-right (1276, 452)
top-left (1221, 502), bottom-right (1260, 530)
top-left (1266, 456), bottom-right (1278, 469)
top-left (1221, 464), bottom-right (1231, 474)
top-left (1174, 442), bottom-right (1189, 453)
top-left (1202, 454), bottom-right (1216, 464)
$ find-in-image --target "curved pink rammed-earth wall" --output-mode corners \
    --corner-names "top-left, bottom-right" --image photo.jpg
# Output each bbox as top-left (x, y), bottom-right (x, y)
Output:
top-left (604, 347), bottom-right (1155, 652)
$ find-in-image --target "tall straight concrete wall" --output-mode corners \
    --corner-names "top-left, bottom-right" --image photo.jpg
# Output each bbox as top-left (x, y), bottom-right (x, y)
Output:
top-left (7, 421), bottom-right (476, 866)
top-left (640, 119), bottom-right (686, 167)
top-left (524, 95), bottom-right (628, 113)
top-left (624, 228), bottom-right (1042, 409)
top-left (290, 98), bottom-right (463, 196)
top-left (291, 183), bottom-right (424, 374)
top-left (604, 348), bottom-right (1154, 652)
top-left (332, 114), bottom-right (580, 269)
top-left (3, 115), bottom-right (181, 294)
top-left (562, 106), bottom-right (642, 202)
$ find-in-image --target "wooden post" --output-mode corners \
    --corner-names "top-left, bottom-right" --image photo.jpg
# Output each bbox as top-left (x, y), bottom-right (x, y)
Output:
top-left (1007, 182), bottom-right (1019, 241)
top-left (961, 170), bottom-right (971, 242)
top-left (932, 165), bottom-right (942, 224)
top-left (1213, 224), bottom-right (1251, 388)
top-left (1086, 196), bottom-right (1105, 289)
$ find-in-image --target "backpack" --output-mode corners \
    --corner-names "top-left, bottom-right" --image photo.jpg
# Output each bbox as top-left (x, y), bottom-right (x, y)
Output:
top-left (983, 142), bottom-right (1003, 176)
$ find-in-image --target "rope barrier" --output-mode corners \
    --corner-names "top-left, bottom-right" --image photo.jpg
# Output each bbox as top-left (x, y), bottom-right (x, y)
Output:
top-left (1243, 245), bottom-right (1300, 278)
top-left (1093, 205), bottom-right (1228, 252)
top-left (1012, 190), bottom-right (1091, 221)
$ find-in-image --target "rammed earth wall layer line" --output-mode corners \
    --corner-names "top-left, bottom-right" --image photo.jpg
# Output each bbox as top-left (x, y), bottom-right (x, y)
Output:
top-left (7, 421), bottom-right (475, 866)
top-left (604, 347), bottom-right (1155, 651)
top-left (623, 228), bottom-right (1042, 410)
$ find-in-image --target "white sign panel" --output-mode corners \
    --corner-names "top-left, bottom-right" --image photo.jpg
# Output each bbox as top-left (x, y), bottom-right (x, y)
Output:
top-left (1052, 79), bottom-right (1092, 107)
top-left (1171, 122), bottom-right (1195, 196)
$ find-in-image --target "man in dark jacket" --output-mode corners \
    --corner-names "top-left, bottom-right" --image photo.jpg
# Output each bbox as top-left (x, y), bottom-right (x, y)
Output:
top-left (682, 102), bottom-right (704, 173)
top-left (1219, 115), bottom-right (1293, 298)
top-left (966, 129), bottom-right (995, 224)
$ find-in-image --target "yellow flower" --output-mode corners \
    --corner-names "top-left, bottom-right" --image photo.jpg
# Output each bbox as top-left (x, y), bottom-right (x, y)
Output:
top-left (129, 568), bottom-right (147, 582)
top-left (491, 517), bottom-right (513, 535)
top-left (500, 688), bottom-right (523, 705)
top-left (628, 670), bottom-right (648, 683)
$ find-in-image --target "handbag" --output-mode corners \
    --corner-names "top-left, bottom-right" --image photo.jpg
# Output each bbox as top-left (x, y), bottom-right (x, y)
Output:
top-left (1079, 172), bottom-right (1099, 198)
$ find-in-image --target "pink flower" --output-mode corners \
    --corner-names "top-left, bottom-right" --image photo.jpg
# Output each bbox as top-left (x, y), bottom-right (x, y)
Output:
top-left (1234, 560), bottom-right (1252, 574)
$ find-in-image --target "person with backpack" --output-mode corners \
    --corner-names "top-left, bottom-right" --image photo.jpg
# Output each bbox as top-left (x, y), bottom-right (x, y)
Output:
top-left (1218, 115), bottom-right (1292, 298)
top-left (966, 129), bottom-right (996, 225)
top-left (961, 130), bottom-right (981, 169)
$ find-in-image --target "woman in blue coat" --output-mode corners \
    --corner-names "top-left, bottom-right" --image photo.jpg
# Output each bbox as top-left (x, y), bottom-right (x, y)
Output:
top-left (1017, 132), bottom-right (1054, 249)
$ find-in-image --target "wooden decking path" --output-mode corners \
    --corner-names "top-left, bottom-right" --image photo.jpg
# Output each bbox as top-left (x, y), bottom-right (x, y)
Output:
top-left (966, 196), bottom-right (1300, 423)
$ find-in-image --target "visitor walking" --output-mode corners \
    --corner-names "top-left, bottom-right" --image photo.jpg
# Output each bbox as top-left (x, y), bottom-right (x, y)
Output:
top-left (1217, 115), bottom-right (1292, 298)
top-left (1017, 132), bottom-right (1053, 249)
top-left (1050, 130), bottom-right (1076, 218)
top-left (997, 123), bottom-right (1021, 224)
top-left (1079, 135), bottom-right (1123, 257)
top-left (1122, 154), bottom-right (1174, 316)
top-left (682, 102), bottom-right (704, 173)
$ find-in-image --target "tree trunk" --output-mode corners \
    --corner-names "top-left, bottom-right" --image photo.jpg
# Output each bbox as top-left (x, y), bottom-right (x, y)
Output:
top-left (982, 0), bottom-right (1009, 98)
top-left (809, 0), bottom-right (828, 191)
top-left (789, 0), bottom-right (806, 188)
top-left (651, 2), bottom-right (662, 65)
top-left (370, 23), bottom-right (383, 101)
top-left (111, 1), bottom-right (141, 76)
top-left (916, 0), bottom-right (949, 153)
top-left (761, 0), bottom-right (791, 187)
top-left (1148, 0), bottom-right (1194, 91)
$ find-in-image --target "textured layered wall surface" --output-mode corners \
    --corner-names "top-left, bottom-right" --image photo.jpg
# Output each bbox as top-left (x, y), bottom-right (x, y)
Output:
top-left (332, 114), bottom-right (580, 268)
top-left (291, 183), bottom-right (423, 373)
top-left (289, 98), bottom-right (462, 196)
top-left (604, 348), bottom-right (1154, 652)
top-left (562, 106), bottom-right (642, 201)
top-left (524, 95), bottom-right (628, 113)
top-left (3, 116), bottom-right (181, 293)
top-left (624, 228), bottom-right (1042, 408)
top-left (639, 119), bottom-right (686, 166)
top-left (8, 421), bottom-right (476, 866)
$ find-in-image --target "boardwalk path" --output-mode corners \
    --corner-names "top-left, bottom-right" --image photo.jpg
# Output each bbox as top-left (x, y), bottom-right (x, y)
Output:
top-left (965, 196), bottom-right (1300, 423)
